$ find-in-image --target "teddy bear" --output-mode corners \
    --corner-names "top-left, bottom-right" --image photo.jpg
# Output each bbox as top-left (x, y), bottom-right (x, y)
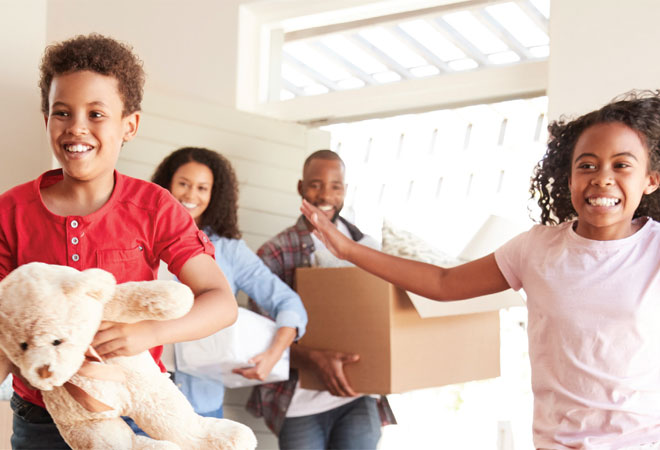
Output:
top-left (0, 262), bottom-right (257, 450)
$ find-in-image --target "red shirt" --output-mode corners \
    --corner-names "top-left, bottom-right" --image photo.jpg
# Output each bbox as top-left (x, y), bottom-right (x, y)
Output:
top-left (0, 169), bottom-right (214, 406)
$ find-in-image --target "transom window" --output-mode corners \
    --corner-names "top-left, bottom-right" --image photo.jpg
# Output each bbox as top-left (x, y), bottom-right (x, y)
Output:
top-left (277, 0), bottom-right (549, 101)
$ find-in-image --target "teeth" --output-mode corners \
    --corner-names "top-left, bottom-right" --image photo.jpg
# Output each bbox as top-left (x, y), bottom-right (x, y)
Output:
top-left (181, 202), bottom-right (197, 209)
top-left (588, 197), bottom-right (620, 207)
top-left (318, 205), bottom-right (333, 211)
top-left (65, 144), bottom-right (92, 153)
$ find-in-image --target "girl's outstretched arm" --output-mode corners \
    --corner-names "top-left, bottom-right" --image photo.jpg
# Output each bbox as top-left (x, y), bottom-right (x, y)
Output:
top-left (301, 199), bottom-right (510, 301)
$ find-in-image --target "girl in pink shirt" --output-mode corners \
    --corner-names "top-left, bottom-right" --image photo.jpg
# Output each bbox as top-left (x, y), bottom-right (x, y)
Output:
top-left (302, 91), bottom-right (660, 449)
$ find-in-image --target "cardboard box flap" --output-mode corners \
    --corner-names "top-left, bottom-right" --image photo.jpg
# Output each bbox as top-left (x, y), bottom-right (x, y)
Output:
top-left (407, 289), bottom-right (525, 319)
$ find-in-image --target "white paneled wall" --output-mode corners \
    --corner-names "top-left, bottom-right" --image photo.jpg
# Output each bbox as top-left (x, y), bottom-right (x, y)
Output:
top-left (117, 93), bottom-right (329, 449)
top-left (118, 93), bottom-right (329, 253)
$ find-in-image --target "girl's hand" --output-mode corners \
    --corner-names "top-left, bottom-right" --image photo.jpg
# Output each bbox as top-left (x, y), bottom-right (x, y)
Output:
top-left (300, 199), bottom-right (352, 259)
top-left (232, 349), bottom-right (280, 381)
top-left (92, 320), bottom-right (158, 359)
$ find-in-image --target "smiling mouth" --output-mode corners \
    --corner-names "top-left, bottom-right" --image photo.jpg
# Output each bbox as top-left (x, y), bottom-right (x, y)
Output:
top-left (64, 144), bottom-right (93, 153)
top-left (318, 205), bottom-right (334, 212)
top-left (587, 197), bottom-right (620, 207)
top-left (180, 202), bottom-right (198, 209)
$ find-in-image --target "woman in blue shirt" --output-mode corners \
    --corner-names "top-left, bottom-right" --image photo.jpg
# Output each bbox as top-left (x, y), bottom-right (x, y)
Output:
top-left (152, 147), bottom-right (308, 417)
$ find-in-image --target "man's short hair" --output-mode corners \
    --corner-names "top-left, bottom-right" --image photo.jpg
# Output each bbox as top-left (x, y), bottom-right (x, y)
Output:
top-left (303, 149), bottom-right (345, 172)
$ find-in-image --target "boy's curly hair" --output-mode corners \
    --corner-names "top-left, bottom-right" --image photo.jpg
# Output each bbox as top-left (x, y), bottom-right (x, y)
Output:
top-left (152, 147), bottom-right (241, 239)
top-left (39, 33), bottom-right (145, 116)
top-left (531, 90), bottom-right (660, 225)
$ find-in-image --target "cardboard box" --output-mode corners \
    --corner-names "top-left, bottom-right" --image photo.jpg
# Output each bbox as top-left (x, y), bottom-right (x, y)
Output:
top-left (295, 266), bottom-right (507, 395)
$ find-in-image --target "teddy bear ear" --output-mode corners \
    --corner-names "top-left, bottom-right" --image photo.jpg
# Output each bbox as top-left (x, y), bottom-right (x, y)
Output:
top-left (74, 268), bottom-right (117, 304)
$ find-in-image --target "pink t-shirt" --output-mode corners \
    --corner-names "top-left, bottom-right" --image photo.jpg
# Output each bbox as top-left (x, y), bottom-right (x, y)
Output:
top-left (495, 218), bottom-right (660, 450)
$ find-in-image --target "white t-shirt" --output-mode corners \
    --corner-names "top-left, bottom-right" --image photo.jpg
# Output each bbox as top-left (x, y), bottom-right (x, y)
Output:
top-left (286, 220), bottom-right (362, 417)
top-left (495, 218), bottom-right (660, 449)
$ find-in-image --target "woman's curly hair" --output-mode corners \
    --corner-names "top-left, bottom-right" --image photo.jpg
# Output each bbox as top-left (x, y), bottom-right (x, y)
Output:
top-left (39, 33), bottom-right (145, 116)
top-left (152, 147), bottom-right (241, 239)
top-left (531, 90), bottom-right (660, 225)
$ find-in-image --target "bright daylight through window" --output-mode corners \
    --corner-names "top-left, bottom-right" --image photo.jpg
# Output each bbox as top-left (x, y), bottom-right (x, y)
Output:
top-left (276, 0), bottom-right (549, 101)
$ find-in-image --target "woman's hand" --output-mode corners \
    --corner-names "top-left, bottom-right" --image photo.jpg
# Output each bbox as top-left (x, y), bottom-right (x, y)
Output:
top-left (234, 325), bottom-right (297, 381)
top-left (232, 349), bottom-right (281, 381)
top-left (300, 199), bottom-right (352, 259)
top-left (92, 320), bottom-right (158, 359)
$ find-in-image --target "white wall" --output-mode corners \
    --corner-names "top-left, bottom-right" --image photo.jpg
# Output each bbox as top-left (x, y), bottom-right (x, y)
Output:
top-left (0, 0), bottom-right (50, 193)
top-left (547, 0), bottom-right (660, 119)
top-left (45, 0), bottom-right (247, 107)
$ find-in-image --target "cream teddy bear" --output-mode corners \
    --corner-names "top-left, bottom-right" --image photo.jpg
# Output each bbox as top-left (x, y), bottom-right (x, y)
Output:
top-left (0, 262), bottom-right (257, 450)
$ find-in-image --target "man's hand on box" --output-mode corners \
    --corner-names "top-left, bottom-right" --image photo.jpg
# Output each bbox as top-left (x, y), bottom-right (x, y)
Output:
top-left (308, 349), bottom-right (360, 397)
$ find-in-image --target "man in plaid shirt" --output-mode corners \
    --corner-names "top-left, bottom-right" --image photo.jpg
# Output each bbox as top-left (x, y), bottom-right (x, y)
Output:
top-left (247, 150), bottom-right (395, 449)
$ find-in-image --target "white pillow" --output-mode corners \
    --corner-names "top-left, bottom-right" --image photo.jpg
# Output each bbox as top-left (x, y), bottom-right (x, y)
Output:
top-left (381, 221), bottom-right (460, 267)
top-left (174, 307), bottom-right (289, 388)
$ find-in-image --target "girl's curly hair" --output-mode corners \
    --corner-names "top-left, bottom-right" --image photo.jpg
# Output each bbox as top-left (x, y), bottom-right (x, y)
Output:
top-left (39, 33), bottom-right (144, 116)
top-left (152, 147), bottom-right (241, 239)
top-left (531, 90), bottom-right (660, 225)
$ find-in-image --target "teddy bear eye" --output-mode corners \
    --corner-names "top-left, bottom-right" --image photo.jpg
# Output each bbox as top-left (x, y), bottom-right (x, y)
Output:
top-left (19, 342), bottom-right (28, 351)
top-left (52, 339), bottom-right (62, 346)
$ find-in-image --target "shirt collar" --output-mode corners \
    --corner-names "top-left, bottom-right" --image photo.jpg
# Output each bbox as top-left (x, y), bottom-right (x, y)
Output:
top-left (294, 214), bottom-right (364, 242)
top-left (35, 169), bottom-right (122, 224)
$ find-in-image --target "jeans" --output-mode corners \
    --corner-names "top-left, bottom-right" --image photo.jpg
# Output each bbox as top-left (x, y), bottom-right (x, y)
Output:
top-left (9, 393), bottom-right (70, 450)
top-left (278, 396), bottom-right (382, 450)
top-left (123, 416), bottom-right (149, 437)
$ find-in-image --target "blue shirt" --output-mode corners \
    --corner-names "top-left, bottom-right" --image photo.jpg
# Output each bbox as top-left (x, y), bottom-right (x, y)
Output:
top-left (174, 233), bottom-right (308, 415)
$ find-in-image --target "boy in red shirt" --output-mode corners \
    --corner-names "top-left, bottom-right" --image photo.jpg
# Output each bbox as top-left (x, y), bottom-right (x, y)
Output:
top-left (0, 34), bottom-right (238, 449)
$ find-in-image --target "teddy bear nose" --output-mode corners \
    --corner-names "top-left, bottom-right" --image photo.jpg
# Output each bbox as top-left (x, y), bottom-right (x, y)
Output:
top-left (37, 364), bottom-right (53, 379)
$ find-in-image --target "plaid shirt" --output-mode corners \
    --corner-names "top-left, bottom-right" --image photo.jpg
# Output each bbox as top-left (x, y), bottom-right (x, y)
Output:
top-left (246, 215), bottom-right (396, 434)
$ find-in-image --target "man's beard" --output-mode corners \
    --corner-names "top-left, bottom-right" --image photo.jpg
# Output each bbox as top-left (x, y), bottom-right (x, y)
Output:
top-left (331, 204), bottom-right (343, 223)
